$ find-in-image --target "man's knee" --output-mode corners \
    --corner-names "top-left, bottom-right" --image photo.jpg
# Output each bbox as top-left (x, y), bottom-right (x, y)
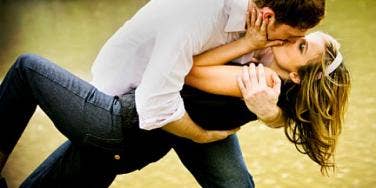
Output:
top-left (15, 53), bottom-right (39, 65)
top-left (13, 54), bottom-right (46, 72)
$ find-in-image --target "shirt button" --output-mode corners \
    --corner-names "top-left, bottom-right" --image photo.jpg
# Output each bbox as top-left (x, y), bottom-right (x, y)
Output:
top-left (114, 154), bottom-right (121, 160)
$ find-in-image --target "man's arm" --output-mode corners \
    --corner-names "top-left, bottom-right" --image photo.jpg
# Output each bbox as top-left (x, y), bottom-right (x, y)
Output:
top-left (161, 112), bottom-right (239, 143)
top-left (135, 19), bottom-right (240, 142)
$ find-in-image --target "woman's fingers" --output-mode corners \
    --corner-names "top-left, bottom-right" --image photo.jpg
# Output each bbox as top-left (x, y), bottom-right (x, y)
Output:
top-left (261, 15), bottom-right (268, 33)
top-left (202, 128), bottom-right (240, 143)
top-left (242, 66), bottom-right (252, 90)
top-left (257, 64), bottom-right (266, 87)
top-left (248, 63), bottom-right (258, 90)
top-left (240, 64), bottom-right (263, 92)
top-left (250, 57), bottom-right (260, 63)
top-left (239, 64), bottom-right (277, 98)
top-left (255, 9), bottom-right (262, 28)
top-left (227, 127), bottom-right (240, 135)
top-left (246, 11), bottom-right (251, 29)
top-left (237, 75), bottom-right (247, 97)
top-left (265, 40), bottom-right (285, 48)
top-left (251, 8), bottom-right (256, 26)
top-left (271, 71), bottom-right (281, 95)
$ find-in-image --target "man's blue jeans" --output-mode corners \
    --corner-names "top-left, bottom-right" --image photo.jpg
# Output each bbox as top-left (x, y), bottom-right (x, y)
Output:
top-left (0, 54), bottom-right (254, 187)
top-left (22, 134), bottom-right (254, 188)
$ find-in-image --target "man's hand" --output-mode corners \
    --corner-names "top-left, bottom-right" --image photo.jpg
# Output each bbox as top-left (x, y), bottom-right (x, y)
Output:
top-left (161, 112), bottom-right (240, 144)
top-left (237, 63), bottom-right (281, 122)
top-left (240, 8), bottom-right (284, 51)
top-left (194, 128), bottom-right (240, 144)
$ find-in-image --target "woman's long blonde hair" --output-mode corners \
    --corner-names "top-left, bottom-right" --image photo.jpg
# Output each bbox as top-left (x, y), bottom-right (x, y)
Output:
top-left (281, 32), bottom-right (351, 175)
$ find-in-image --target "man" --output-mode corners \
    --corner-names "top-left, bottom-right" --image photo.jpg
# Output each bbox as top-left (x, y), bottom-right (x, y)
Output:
top-left (14, 0), bottom-right (325, 187)
top-left (89, 0), bottom-right (320, 141)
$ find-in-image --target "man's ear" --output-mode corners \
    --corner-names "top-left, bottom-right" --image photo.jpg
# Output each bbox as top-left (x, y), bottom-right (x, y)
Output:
top-left (289, 72), bottom-right (301, 84)
top-left (260, 7), bottom-right (275, 22)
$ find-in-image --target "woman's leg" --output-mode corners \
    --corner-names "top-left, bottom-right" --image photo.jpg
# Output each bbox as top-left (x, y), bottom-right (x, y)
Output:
top-left (21, 141), bottom-right (118, 188)
top-left (0, 54), bottom-right (125, 167)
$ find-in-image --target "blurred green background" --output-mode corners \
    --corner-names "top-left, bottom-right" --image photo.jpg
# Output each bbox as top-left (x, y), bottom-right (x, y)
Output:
top-left (1, 0), bottom-right (375, 187)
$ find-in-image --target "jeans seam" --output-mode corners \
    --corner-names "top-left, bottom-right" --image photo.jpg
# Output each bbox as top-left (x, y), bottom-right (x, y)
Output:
top-left (23, 64), bottom-right (121, 116)
top-left (83, 133), bottom-right (123, 152)
top-left (84, 133), bottom-right (123, 141)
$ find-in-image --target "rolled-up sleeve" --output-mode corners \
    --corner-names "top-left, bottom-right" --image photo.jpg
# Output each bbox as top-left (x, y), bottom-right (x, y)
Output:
top-left (135, 29), bottom-right (194, 130)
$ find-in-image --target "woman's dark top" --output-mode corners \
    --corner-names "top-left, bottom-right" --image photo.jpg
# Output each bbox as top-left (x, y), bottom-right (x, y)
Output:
top-left (181, 80), bottom-right (298, 130)
top-left (121, 81), bottom-right (298, 131)
top-left (181, 85), bottom-right (256, 130)
top-left (117, 81), bottom-right (298, 171)
top-left (116, 76), bottom-right (298, 172)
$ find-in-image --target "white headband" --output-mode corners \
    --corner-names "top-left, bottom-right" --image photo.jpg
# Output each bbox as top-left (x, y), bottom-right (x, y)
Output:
top-left (325, 52), bottom-right (343, 76)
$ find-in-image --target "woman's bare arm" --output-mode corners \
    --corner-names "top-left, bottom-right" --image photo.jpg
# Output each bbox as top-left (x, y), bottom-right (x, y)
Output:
top-left (186, 65), bottom-right (276, 97)
top-left (186, 9), bottom-right (286, 128)
top-left (186, 65), bottom-right (285, 128)
top-left (193, 39), bottom-right (253, 67)
top-left (186, 65), bottom-right (242, 97)
top-left (193, 8), bottom-right (283, 67)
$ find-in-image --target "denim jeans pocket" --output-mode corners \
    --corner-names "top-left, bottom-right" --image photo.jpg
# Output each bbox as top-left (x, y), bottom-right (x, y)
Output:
top-left (81, 88), bottom-right (126, 151)
top-left (83, 133), bottom-right (124, 152)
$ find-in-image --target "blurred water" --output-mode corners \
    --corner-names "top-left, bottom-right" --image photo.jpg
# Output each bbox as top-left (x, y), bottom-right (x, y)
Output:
top-left (1, 0), bottom-right (375, 187)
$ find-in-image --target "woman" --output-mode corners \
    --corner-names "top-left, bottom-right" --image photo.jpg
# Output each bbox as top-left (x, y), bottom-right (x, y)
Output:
top-left (0, 16), bottom-right (350, 186)
top-left (185, 13), bottom-right (350, 174)
top-left (187, 30), bottom-right (350, 174)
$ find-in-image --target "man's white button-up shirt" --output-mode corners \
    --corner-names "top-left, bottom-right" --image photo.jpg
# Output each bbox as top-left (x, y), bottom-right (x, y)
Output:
top-left (91, 0), bottom-right (249, 130)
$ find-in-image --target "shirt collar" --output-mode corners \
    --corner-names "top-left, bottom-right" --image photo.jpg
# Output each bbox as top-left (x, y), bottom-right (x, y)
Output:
top-left (224, 0), bottom-right (249, 32)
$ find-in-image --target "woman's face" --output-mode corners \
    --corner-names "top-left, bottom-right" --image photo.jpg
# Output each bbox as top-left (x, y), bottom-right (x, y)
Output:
top-left (270, 32), bottom-right (326, 80)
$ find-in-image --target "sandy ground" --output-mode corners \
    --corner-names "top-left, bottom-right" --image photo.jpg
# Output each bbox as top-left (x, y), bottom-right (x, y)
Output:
top-left (1, 0), bottom-right (376, 187)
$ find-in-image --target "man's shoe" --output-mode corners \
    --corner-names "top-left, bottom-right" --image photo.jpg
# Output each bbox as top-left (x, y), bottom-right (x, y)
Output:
top-left (0, 176), bottom-right (7, 188)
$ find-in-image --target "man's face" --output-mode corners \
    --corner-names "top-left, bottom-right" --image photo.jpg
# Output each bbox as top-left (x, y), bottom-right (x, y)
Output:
top-left (249, 2), bottom-right (309, 43)
top-left (267, 22), bottom-right (307, 42)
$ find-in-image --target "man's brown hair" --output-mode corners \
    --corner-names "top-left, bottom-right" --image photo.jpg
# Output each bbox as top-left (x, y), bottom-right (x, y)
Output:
top-left (254, 0), bottom-right (325, 29)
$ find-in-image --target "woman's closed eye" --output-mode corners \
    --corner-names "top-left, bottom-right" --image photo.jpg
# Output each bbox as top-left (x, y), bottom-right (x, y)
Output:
top-left (299, 40), bottom-right (307, 53)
